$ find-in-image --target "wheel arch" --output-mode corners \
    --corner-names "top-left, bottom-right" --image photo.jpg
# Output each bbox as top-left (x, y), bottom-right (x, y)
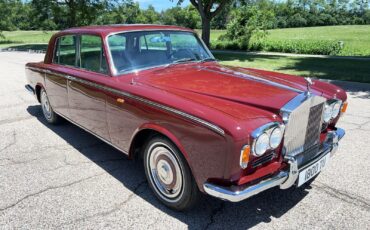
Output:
top-left (35, 83), bottom-right (45, 103)
top-left (129, 123), bottom-right (190, 162)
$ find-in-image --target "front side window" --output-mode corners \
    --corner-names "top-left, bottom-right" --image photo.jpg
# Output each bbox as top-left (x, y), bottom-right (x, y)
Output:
top-left (80, 35), bottom-right (108, 74)
top-left (107, 31), bottom-right (214, 75)
top-left (54, 35), bottom-right (77, 66)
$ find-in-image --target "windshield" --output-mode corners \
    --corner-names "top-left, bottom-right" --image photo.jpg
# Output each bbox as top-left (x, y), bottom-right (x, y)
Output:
top-left (107, 30), bottom-right (214, 74)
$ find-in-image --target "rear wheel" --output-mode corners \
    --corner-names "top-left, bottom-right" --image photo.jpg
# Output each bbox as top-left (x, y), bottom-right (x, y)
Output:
top-left (40, 88), bottom-right (61, 124)
top-left (143, 136), bottom-right (199, 211)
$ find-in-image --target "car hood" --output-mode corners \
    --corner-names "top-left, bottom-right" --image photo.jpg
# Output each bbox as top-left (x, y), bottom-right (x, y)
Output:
top-left (133, 62), bottom-right (341, 118)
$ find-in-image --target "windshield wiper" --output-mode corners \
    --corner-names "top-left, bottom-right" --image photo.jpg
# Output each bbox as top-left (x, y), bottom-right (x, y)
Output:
top-left (200, 57), bottom-right (217, 62)
top-left (172, 58), bottom-right (197, 64)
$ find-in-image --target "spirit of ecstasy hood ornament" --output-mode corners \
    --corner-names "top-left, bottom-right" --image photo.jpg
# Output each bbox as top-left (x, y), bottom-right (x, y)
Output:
top-left (304, 77), bottom-right (313, 96)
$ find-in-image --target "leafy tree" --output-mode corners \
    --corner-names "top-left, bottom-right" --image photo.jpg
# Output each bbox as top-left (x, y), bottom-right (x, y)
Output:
top-left (0, 0), bottom-right (31, 31)
top-left (140, 5), bottom-right (161, 24)
top-left (288, 13), bottom-right (308, 27)
top-left (211, 3), bottom-right (231, 29)
top-left (221, 2), bottom-right (275, 48)
top-left (161, 5), bottom-right (201, 29)
top-left (175, 0), bottom-right (230, 47)
top-left (364, 9), bottom-right (370, 23)
top-left (29, 0), bottom-right (57, 30)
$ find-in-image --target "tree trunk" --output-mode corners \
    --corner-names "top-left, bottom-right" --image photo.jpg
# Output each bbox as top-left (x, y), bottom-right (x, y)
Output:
top-left (201, 17), bottom-right (211, 48)
top-left (67, 0), bottom-right (77, 27)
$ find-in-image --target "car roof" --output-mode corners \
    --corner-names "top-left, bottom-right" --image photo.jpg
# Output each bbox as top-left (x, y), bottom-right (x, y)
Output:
top-left (60, 24), bottom-right (194, 36)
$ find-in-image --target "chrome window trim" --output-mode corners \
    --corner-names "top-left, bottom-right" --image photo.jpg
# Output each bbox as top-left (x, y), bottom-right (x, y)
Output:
top-left (104, 30), bottom-right (215, 76)
top-left (52, 37), bottom-right (60, 64)
top-left (26, 66), bottom-right (225, 136)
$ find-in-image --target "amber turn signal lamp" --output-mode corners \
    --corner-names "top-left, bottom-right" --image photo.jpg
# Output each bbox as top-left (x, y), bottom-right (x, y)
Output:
top-left (240, 145), bottom-right (250, 169)
top-left (341, 101), bottom-right (348, 113)
top-left (117, 98), bottom-right (125, 103)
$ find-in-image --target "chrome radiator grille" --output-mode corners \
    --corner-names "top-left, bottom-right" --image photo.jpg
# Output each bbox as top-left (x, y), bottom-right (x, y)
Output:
top-left (282, 94), bottom-right (326, 158)
top-left (304, 103), bottom-right (324, 150)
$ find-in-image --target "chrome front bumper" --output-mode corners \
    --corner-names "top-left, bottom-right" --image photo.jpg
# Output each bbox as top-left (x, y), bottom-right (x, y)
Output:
top-left (203, 128), bottom-right (345, 202)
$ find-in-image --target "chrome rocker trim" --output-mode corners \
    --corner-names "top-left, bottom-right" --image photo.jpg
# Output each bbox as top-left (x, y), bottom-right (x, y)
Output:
top-left (203, 128), bottom-right (345, 202)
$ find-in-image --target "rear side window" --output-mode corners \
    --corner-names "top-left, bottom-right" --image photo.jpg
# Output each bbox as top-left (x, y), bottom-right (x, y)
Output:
top-left (80, 35), bottom-right (108, 74)
top-left (54, 35), bottom-right (77, 66)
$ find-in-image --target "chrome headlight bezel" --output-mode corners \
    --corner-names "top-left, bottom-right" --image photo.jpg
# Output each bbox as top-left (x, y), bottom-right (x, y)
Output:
top-left (251, 122), bottom-right (285, 157)
top-left (331, 101), bottom-right (342, 118)
top-left (323, 99), bottom-right (342, 123)
top-left (270, 127), bottom-right (283, 149)
top-left (253, 133), bottom-right (270, 156)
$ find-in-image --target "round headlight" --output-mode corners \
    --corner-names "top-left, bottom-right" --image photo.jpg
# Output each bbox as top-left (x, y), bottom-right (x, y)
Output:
top-left (331, 101), bottom-right (342, 119)
top-left (254, 133), bottom-right (269, 156)
top-left (270, 127), bottom-right (283, 149)
top-left (323, 103), bottom-right (333, 123)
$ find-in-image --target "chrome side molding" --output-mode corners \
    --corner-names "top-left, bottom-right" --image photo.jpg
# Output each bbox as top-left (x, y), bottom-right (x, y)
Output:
top-left (26, 67), bottom-right (225, 136)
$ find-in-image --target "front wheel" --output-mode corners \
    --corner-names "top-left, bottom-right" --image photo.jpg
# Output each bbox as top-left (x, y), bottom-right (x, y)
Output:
top-left (143, 136), bottom-right (199, 211)
top-left (40, 88), bottom-right (62, 124)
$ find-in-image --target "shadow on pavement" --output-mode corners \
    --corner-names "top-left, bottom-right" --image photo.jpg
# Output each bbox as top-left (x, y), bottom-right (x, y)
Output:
top-left (327, 80), bottom-right (370, 99)
top-left (2, 44), bottom-right (48, 52)
top-left (27, 104), bottom-right (312, 229)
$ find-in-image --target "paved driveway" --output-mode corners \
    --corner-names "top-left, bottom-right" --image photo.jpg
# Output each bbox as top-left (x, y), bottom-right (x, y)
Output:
top-left (0, 52), bottom-right (369, 229)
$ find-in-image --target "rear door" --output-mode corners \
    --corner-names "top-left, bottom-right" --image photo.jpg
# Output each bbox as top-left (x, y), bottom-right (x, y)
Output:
top-left (46, 35), bottom-right (77, 117)
top-left (67, 34), bottom-right (111, 141)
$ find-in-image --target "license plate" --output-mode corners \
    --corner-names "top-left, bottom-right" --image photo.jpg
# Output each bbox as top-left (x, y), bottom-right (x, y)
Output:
top-left (297, 153), bottom-right (330, 187)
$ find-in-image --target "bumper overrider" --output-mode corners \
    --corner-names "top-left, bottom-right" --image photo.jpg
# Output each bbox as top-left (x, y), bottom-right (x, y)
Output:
top-left (203, 128), bottom-right (345, 202)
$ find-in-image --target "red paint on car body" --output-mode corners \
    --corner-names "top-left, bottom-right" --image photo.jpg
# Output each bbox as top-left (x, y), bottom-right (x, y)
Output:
top-left (26, 24), bottom-right (347, 192)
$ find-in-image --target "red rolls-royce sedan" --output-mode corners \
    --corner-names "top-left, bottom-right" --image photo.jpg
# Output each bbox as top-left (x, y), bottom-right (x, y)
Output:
top-left (25, 24), bottom-right (347, 210)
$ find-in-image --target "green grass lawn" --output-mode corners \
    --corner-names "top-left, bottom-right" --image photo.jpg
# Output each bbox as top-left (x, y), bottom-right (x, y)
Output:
top-left (1, 29), bottom-right (369, 83)
top-left (0, 31), bottom-right (56, 48)
top-left (202, 25), bottom-right (370, 56)
top-left (2, 26), bottom-right (370, 55)
top-left (266, 25), bottom-right (370, 56)
top-left (215, 52), bottom-right (370, 83)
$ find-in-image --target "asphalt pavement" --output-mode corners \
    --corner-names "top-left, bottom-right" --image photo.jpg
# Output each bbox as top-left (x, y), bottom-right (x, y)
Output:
top-left (0, 51), bottom-right (369, 229)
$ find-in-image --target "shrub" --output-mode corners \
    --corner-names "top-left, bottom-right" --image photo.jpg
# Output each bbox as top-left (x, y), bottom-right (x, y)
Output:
top-left (211, 40), bottom-right (247, 50)
top-left (219, 3), bottom-right (275, 47)
top-left (287, 13), bottom-right (307, 27)
top-left (248, 39), bottom-right (343, 55)
top-left (211, 37), bottom-right (343, 56)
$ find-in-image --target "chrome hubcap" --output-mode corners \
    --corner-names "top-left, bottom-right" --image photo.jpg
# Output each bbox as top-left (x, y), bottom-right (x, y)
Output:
top-left (41, 91), bottom-right (52, 119)
top-left (157, 159), bottom-right (174, 185)
top-left (148, 144), bottom-right (183, 201)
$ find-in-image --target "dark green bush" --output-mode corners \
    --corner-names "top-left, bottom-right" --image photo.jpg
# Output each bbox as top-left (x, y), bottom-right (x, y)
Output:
top-left (211, 40), bottom-right (248, 50)
top-left (248, 39), bottom-right (343, 55)
top-left (211, 39), bottom-right (343, 56)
